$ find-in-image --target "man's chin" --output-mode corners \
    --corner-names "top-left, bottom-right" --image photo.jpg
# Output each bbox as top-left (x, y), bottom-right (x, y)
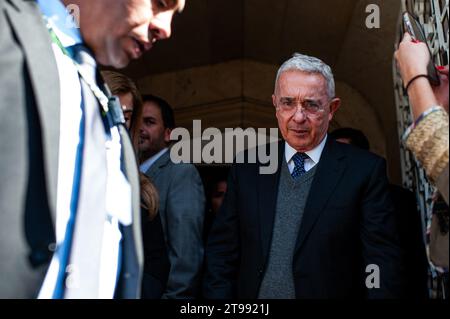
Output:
top-left (108, 55), bottom-right (131, 69)
top-left (95, 51), bottom-right (131, 69)
top-left (138, 145), bottom-right (152, 156)
top-left (288, 140), bottom-right (312, 152)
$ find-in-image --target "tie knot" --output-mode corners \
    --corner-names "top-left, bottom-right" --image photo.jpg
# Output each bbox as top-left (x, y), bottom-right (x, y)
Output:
top-left (291, 152), bottom-right (308, 179)
top-left (293, 152), bottom-right (308, 164)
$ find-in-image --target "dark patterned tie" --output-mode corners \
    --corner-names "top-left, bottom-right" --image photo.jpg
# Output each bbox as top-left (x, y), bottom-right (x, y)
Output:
top-left (291, 152), bottom-right (308, 179)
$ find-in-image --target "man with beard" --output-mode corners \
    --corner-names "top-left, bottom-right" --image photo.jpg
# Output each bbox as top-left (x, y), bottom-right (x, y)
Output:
top-left (139, 94), bottom-right (205, 299)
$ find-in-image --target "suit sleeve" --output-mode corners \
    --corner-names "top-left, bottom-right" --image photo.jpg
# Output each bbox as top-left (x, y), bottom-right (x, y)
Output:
top-left (360, 158), bottom-right (405, 298)
top-left (161, 164), bottom-right (205, 299)
top-left (202, 165), bottom-right (240, 299)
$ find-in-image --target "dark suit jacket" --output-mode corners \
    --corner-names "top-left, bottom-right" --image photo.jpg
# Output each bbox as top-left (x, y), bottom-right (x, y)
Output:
top-left (0, 0), bottom-right (142, 298)
top-left (389, 185), bottom-right (429, 299)
top-left (140, 210), bottom-right (170, 299)
top-left (203, 139), bottom-right (404, 299)
top-left (145, 150), bottom-right (205, 299)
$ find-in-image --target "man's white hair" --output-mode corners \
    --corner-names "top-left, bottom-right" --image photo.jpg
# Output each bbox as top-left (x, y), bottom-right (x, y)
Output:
top-left (275, 53), bottom-right (335, 99)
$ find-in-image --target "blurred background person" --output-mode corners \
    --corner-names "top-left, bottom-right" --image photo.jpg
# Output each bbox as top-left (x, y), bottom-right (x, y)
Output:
top-left (103, 71), bottom-right (170, 299)
top-left (330, 127), bottom-right (429, 299)
top-left (203, 172), bottom-right (229, 243)
top-left (138, 173), bottom-right (170, 299)
top-left (210, 178), bottom-right (228, 215)
top-left (329, 127), bottom-right (370, 150)
top-left (101, 71), bottom-right (142, 129)
top-left (139, 94), bottom-right (205, 299)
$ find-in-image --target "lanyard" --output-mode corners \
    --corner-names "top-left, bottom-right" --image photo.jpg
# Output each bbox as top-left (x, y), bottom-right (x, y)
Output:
top-left (43, 16), bottom-right (126, 127)
top-left (43, 16), bottom-right (111, 114)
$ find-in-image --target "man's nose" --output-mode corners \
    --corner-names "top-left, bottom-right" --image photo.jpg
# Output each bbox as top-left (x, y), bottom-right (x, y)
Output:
top-left (150, 12), bottom-right (173, 41)
top-left (292, 106), bottom-right (308, 122)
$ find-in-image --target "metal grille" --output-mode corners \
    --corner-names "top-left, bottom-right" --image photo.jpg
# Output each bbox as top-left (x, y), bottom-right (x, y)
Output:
top-left (393, 0), bottom-right (449, 299)
top-left (394, 0), bottom-right (449, 226)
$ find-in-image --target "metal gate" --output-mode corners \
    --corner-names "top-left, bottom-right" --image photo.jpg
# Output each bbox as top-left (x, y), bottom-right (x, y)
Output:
top-left (393, 0), bottom-right (449, 299)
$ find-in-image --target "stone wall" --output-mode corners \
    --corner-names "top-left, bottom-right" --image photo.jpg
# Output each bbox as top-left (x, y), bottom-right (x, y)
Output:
top-left (137, 59), bottom-right (388, 168)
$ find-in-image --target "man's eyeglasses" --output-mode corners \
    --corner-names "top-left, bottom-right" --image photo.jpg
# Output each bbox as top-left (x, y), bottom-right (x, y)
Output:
top-left (276, 97), bottom-right (330, 117)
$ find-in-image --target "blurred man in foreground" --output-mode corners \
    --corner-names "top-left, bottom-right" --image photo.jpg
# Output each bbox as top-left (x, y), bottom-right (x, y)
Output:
top-left (0, 0), bottom-right (185, 298)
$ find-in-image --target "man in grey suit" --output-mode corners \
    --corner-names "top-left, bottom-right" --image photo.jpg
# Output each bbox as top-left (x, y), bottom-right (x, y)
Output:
top-left (139, 94), bottom-right (205, 299)
top-left (0, 0), bottom-right (185, 298)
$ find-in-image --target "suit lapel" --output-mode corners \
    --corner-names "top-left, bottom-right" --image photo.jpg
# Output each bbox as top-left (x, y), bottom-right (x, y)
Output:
top-left (293, 138), bottom-right (346, 256)
top-left (258, 141), bottom-right (284, 264)
top-left (117, 124), bottom-right (143, 298)
top-left (6, 0), bottom-right (61, 223)
top-left (145, 151), bottom-right (171, 180)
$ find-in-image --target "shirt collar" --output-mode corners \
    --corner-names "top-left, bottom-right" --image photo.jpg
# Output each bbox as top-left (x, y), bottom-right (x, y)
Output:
top-left (139, 148), bottom-right (169, 173)
top-left (285, 134), bottom-right (328, 165)
top-left (37, 0), bottom-right (83, 48)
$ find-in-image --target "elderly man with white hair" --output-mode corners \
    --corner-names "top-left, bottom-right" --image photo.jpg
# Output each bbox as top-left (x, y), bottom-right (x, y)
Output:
top-left (203, 53), bottom-right (404, 299)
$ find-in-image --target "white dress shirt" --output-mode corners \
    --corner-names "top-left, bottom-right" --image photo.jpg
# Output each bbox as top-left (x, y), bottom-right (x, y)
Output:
top-left (285, 135), bottom-right (328, 174)
top-left (37, 0), bottom-right (131, 299)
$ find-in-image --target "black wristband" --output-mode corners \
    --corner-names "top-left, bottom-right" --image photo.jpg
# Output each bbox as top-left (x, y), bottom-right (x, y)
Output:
top-left (405, 74), bottom-right (429, 91)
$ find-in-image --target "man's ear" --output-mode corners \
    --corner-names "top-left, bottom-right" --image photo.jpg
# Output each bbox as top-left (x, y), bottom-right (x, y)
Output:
top-left (272, 94), bottom-right (277, 109)
top-left (328, 98), bottom-right (341, 121)
top-left (164, 128), bottom-right (172, 144)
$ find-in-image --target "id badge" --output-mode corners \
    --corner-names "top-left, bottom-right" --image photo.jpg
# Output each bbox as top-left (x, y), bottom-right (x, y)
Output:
top-left (107, 96), bottom-right (126, 126)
